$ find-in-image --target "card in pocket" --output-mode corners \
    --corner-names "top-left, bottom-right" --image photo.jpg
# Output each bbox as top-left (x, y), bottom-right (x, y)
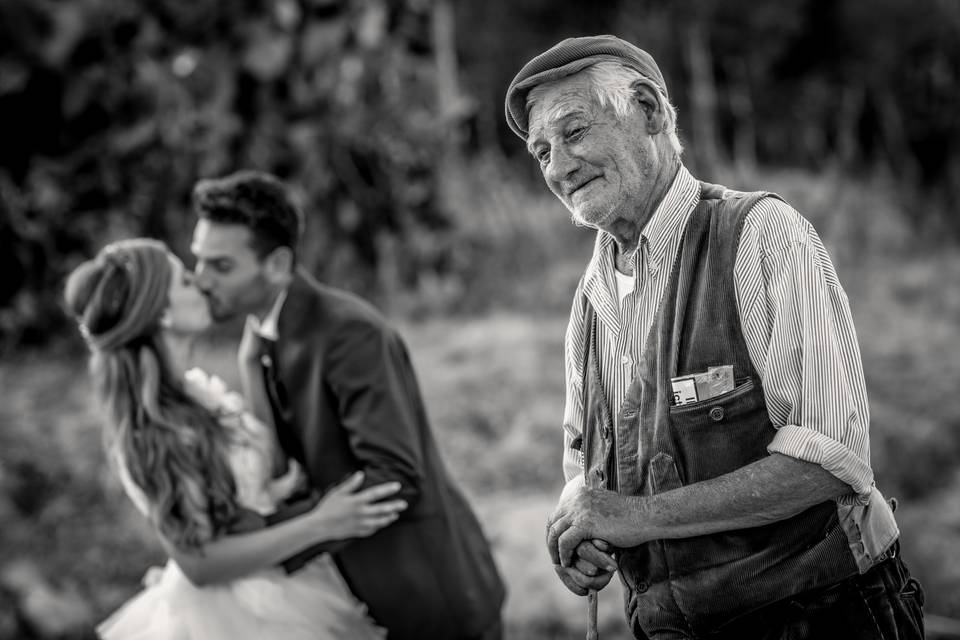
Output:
top-left (670, 365), bottom-right (735, 406)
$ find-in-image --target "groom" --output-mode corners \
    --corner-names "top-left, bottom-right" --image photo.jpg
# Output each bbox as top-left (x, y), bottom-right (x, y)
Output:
top-left (189, 170), bottom-right (505, 640)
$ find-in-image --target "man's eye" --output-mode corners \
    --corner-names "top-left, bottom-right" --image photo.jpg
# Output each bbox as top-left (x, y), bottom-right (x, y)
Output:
top-left (536, 148), bottom-right (550, 165)
top-left (566, 126), bottom-right (586, 141)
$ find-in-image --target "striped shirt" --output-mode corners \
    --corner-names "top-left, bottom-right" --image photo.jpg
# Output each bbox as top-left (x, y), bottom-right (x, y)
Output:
top-left (561, 166), bottom-right (879, 506)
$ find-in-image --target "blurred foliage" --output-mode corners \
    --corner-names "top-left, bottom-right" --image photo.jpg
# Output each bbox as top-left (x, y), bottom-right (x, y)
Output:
top-left (457, 0), bottom-right (960, 187)
top-left (0, 0), bottom-right (451, 349)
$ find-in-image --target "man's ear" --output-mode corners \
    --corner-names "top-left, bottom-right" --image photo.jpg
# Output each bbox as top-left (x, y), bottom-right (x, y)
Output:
top-left (263, 246), bottom-right (294, 284)
top-left (633, 80), bottom-right (667, 135)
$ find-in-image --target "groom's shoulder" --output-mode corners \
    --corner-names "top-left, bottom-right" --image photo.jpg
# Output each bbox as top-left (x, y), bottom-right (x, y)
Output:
top-left (296, 273), bottom-right (392, 332)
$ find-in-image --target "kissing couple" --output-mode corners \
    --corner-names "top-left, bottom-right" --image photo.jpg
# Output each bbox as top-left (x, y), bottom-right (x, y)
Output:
top-left (66, 171), bottom-right (506, 640)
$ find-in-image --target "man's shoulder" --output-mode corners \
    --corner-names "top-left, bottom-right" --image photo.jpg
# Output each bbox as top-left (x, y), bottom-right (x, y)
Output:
top-left (283, 272), bottom-right (395, 342)
top-left (316, 282), bottom-right (381, 317)
top-left (739, 192), bottom-right (814, 255)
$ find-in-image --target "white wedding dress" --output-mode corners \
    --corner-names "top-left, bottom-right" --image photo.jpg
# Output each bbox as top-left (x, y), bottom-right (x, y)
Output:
top-left (97, 369), bottom-right (385, 640)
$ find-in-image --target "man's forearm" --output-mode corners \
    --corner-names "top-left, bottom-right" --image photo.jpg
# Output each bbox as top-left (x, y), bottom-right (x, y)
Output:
top-left (626, 453), bottom-right (850, 545)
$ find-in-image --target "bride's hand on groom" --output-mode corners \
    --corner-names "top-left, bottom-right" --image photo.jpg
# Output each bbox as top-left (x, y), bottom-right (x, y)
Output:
top-left (307, 471), bottom-right (407, 540)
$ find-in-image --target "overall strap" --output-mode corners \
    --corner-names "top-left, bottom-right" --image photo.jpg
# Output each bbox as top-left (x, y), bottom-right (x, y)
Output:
top-left (578, 291), bottom-right (620, 491)
top-left (576, 294), bottom-right (594, 460)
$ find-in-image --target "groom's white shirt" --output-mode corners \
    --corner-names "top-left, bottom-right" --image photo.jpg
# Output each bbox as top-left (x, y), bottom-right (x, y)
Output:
top-left (251, 288), bottom-right (288, 341)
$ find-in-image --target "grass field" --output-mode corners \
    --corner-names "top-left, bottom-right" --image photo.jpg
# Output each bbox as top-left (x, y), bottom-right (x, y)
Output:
top-left (2, 168), bottom-right (959, 639)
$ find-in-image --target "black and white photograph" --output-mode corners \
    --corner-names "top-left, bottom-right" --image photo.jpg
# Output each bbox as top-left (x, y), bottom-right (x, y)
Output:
top-left (1, 1), bottom-right (958, 639)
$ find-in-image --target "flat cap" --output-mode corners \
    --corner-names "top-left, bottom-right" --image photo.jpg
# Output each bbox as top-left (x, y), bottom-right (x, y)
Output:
top-left (504, 34), bottom-right (667, 140)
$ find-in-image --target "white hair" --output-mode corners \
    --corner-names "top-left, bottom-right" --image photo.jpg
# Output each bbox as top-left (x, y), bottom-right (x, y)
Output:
top-left (527, 60), bottom-right (683, 155)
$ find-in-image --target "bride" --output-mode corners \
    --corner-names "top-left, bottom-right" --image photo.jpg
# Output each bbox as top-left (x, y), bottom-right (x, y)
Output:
top-left (65, 238), bottom-right (406, 640)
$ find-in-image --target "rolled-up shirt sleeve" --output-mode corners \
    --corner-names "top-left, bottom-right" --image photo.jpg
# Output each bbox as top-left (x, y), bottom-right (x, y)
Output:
top-left (736, 199), bottom-right (874, 502)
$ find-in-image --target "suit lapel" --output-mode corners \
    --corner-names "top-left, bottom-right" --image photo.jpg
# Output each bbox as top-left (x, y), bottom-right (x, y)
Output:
top-left (266, 270), bottom-right (319, 462)
top-left (258, 338), bottom-right (301, 461)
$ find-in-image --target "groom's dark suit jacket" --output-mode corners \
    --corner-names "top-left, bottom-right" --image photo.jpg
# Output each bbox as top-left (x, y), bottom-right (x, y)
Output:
top-left (259, 270), bottom-right (505, 640)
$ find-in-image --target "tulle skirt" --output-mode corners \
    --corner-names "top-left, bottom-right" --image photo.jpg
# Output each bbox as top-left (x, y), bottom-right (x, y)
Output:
top-left (97, 555), bottom-right (386, 640)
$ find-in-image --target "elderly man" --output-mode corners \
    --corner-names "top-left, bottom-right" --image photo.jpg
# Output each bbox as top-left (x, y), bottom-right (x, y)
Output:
top-left (505, 35), bottom-right (924, 639)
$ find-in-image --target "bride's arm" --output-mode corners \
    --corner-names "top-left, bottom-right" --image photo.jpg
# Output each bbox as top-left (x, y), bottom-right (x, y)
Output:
top-left (161, 508), bottom-right (330, 586)
top-left (161, 472), bottom-right (406, 586)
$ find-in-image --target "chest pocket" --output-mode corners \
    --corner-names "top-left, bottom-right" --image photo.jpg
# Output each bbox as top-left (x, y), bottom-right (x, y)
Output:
top-left (667, 378), bottom-right (775, 485)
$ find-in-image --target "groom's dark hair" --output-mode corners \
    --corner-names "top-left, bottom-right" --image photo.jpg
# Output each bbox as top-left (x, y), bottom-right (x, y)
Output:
top-left (192, 170), bottom-right (304, 260)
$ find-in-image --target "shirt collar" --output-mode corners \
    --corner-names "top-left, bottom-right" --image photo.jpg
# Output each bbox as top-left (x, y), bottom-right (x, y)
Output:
top-left (641, 164), bottom-right (700, 273)
top-left (255, 287), bottom-right (288, 341)
top-left (580, 164), bottom-right (700, 323)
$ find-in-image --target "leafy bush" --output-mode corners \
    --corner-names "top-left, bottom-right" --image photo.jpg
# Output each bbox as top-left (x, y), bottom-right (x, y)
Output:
top-left (0, 0), bottom-right (450, 350)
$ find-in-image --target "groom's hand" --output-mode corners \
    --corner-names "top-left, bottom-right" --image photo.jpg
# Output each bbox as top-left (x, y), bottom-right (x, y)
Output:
top-left (225, 506), bottom-right (268, 534)
top-left (266, 491), bottom-right (350, 575)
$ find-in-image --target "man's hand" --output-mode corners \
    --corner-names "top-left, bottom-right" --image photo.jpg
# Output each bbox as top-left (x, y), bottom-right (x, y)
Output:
top-left (552, 539), bottom-right (618, 596)
top-left (546, 485), bottom-right (643, 568)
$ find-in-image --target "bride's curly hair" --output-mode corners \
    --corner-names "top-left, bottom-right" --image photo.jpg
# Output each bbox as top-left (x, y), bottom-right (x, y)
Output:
top-left (64, 240), bottom-right (239, 551)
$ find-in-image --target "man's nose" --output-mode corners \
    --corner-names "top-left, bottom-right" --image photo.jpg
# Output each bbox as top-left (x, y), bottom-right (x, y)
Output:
top-left (544, 145), bottom-right (579, 185)
top-left (193, 264), bottom-right (212, 292)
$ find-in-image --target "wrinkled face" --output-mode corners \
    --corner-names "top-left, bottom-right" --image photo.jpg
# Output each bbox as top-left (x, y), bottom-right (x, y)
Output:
top-left (526, 73), bottom-right (660, 230)
top-left (190, 220), bottom-right (272, 322)
top-left (164, 254), bottom-right (212, 334)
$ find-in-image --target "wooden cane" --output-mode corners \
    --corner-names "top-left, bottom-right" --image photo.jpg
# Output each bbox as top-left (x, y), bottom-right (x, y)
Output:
top-left (586, 588), bottom-right (599, 640)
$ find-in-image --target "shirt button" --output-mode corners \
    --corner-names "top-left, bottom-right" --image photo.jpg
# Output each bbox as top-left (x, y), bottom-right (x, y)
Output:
top-left (709, 406), bottom-right (725, 421)
top-left (636, 581), bottom-right (649, 593)
top-left (620, 355), bottom-right (631, 366)
top-left (260, 354), bottom-right (273, 368)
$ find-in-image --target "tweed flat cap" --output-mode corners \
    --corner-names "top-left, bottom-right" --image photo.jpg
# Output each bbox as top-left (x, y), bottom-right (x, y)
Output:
top-left (504, 34), bottom-right (667, 139)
